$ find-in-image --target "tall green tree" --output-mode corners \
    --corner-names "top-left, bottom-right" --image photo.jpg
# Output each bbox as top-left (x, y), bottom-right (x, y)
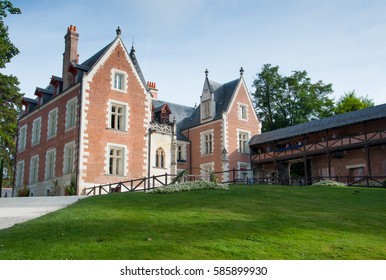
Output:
top-left (0, 0), bottom-right (22, 197)
top-left (252, 64), bottom-right (335, 132)
top-left (334, 90), bottom-right (374, 115)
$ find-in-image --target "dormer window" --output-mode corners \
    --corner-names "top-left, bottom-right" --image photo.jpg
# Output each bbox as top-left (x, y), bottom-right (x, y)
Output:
top-left (38, 95), bottom-right (43, 106)
top-left (153, 104), bottom-right (171, 124)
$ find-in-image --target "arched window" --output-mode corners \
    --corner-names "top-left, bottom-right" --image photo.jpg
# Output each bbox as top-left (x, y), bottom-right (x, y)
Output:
top-left (155, 147), bottom-right (165, 168)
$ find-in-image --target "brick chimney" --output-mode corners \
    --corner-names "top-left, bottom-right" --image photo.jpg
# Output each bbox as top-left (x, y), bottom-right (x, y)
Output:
top-left (147, 81), bottom-right (158, 100)
top-left (62, 25), bottom-right (79, 90)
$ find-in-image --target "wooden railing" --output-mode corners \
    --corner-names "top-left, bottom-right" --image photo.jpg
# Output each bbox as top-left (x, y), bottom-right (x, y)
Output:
top-left (85, 173), bottom-right (177, 196)
top-left (251, 129), bottom-right (386, 163)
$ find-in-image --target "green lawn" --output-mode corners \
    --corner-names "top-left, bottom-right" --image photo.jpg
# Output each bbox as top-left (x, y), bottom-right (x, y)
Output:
top-left (0, 185), bottom-right (385, 260)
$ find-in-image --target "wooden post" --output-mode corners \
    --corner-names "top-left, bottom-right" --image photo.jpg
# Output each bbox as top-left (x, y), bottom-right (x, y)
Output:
top-left (328, 152), bottom-right (332, 180)
top-left (233, 168), bottom-right (236, 184)
top-left (303, 156), bottom-right (308, 185)
top-left (366, 145), bottom-right (372, 176)
top-left (165, 172), bottom-right (168, 186)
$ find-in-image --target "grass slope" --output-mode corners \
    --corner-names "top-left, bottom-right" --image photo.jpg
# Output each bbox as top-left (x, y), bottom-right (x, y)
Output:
top-left (0, 185), bottom-right (385, 260)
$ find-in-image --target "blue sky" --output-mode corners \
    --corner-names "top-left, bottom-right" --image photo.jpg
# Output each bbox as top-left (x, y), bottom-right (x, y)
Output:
top-left (3, 0), bottom-right (386, 107)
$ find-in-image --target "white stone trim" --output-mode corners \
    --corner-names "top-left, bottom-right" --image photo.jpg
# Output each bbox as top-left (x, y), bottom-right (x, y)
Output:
top-left (15, 160), bottom-right (25, 188)
top-left (237, 102), bottom-right (249, 121)
top-left (65, 96), bottom-right (77, 130)
top-left (200, 129), bottom-right (214, 155)
top-left (29, 155), bottom-right (39, 185)
top-left (31, 117), bottom-right (42, 146)
top-left (63, 141), bottom-right (76, 175)
top-left (200, 162), bottom-right (215, 180)
top-left (18, 124), bottom-right (27, 152)
top-left (110, 68), bottom-right (128, 93)
top-left (236, 129), bottom-right (251, 154)
top-left (105, 143), bottom-right (128, 177)
top-left (47, 107), bottom-right (58, 139)
top-left (346, 164), bottom-right (366, 170)
top-left (44, 148), bottom-right (56, 180)
top-left (107, 99), bottom-right (130, 131)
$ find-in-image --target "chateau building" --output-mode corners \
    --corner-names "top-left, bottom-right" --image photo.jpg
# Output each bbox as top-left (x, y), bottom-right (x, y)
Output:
top-left (15, 26), bottom-right (261, 196)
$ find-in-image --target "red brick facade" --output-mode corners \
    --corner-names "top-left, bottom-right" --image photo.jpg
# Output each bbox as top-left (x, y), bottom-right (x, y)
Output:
top-left (14, 26), bottom-right (262, 196)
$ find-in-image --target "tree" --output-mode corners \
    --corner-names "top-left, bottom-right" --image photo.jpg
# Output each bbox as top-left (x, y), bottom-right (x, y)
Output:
top-left (252, 64), bottom-right (335, 132)
top-left (0, 0), bottom-right (22, 197)
top-left (334, 90), bottom-right (374, 115)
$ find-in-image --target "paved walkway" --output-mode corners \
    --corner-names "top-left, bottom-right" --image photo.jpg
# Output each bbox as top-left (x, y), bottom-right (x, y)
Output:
top-left (0, 196), bottom-right (86, 230)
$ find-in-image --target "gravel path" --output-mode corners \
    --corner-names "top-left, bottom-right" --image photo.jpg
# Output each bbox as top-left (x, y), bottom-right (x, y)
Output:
top-left (0, 196), bottom-right (86, 230)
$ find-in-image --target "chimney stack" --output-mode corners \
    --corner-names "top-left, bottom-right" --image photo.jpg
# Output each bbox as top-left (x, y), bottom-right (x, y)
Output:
top-left (147, 81), bottom-right (158, 100)
top-left (62, 25), bottom-right (79, 90)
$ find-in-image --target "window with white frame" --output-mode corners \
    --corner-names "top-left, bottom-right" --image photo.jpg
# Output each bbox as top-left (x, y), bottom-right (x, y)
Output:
top-left (112, 69), bottom-right (127, 92)
top-left (201, 130), bottom-right (214, 155)
top-left (155, 147), bottom-right (165, 168)
top-left (31, 117), bottom-right (41, 145)
top-left (66, 98), bottom-right (77, 129)
top-left (238, 131), bottom-right (249, 153)
top-left (177, 145), bottom-right (186, 161)
top-left (45, 149), bottom-right (56, 179)
top-left (47, 108), bottom-right (58, 138)
top-left (108, 146), bottom-right (124, 176)
top-left (110, 103), bottom-right (126, 131)
top-left (240, 104), bottom-right (248, 120)
top-left (201, 162), bottom-right (214, 181)
top-left (18, 125), bottom-right (27, 152)
top-left (16, 161), bottom-right (25, 188)
top-left (63, 142), bottom-right (75, 175)
top-left (29, 156), bottom-right (39, 185)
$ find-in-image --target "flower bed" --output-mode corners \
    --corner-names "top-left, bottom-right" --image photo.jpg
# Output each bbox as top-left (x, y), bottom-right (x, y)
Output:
top-left (147, 181), bottom-right (229, 194)
top-left (312, 179), bottom-right (346, 187)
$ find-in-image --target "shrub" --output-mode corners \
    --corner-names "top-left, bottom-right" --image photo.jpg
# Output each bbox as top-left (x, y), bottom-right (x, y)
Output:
top-left (147, 181), bottom-right (229, 194)
top-left (17, 186), bottom-right (30, 197)
top-left (312, 180), bottom-right (346, 187)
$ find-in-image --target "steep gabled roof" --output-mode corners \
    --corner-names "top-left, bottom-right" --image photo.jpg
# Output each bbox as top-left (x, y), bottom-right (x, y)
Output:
top-left (250, 103), bottom-right (386, 145)
top-left (79, 37), bottom-right (148, 90)
top-left (180, 78), bottom-right (239, 130)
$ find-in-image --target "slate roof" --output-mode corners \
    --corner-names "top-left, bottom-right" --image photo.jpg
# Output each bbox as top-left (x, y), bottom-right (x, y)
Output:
top-left (152, 100), bottom-right (195, 141)
top-left (79, 37), bottom-right (148, 90)
top-left (180, 78), bottom-right (240, 130)
top-left (22, 35), bottom-right (149, 114)
top-left (250, 103), bottom-right (386, 145)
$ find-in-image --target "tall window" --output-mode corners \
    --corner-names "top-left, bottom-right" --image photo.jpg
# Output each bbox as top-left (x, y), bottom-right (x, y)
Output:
top-left (29, 156), bottom-right (39, 185)
top-left (45, 149), bottom-right (56, 179)
top-left (47, 108), bottom-right (58, 138)
top-left (16, 161), bottom-right (25, 188)
top-left (114, 73), bottom-right (124, 90)
top-left (64, 142), bottom-right (75, 174)
top-left (238, 132), bottom-right (249, 153)
top-left (66, 98), bottom-right (77, 129)
top-left (155, 147), bottom-right (165, 168)
top-left (177, 145), bottom-right (183, 161)
top-left (110, 104), bottom-right (126, 130)
top-left (112, 69), bottom-right (127, 92)
top-left (18, 125), bottom-right (27, 152)
top-left (31, 118), bottom-right (41, 145)
top-left (109, 147), bottom-right (124, 176)
top-left (240, 105), bottom-right (247, 120)
top-left (204, 133), bottom-right (213, 154)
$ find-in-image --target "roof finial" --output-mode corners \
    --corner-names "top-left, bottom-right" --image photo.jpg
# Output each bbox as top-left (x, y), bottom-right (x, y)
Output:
top-left (205, 69), bottom-right (209, 77)
top-left (116, 26), bottom-right (121, 36)
top-left (240, 67), bottom-right (244, 76)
